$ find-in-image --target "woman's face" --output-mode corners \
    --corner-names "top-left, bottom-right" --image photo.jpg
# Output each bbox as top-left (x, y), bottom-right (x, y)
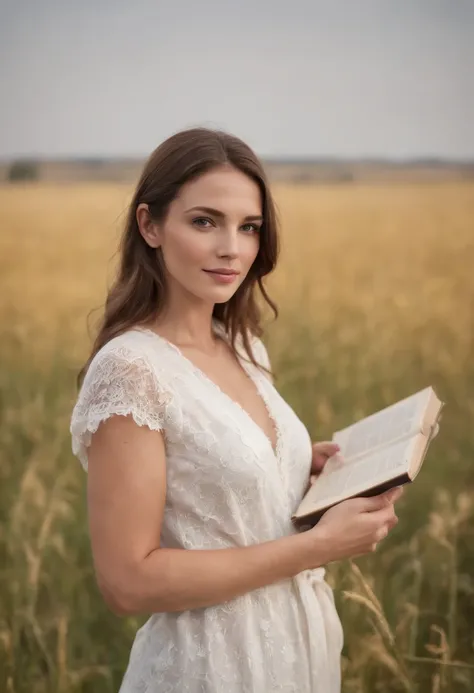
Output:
top-left (140, 165), bottom-right (263, 305)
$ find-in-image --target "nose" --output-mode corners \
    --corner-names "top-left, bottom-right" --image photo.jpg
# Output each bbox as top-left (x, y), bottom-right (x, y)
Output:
top-left (217, 228), bottom-right (240, 259)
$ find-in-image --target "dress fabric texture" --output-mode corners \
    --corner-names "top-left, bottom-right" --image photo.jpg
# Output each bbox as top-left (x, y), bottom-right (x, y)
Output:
top-left (70, 319), bottom-right (344, 693)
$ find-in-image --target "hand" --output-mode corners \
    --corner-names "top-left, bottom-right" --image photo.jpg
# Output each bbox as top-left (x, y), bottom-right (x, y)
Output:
top-left (305, 487), bottom-right (404, 568)
top-left (306, 441), bottom-right (341, 493)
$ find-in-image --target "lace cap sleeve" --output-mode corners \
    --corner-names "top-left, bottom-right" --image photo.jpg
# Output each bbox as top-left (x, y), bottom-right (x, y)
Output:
top-left (70, 344), bottom-right (171, 471)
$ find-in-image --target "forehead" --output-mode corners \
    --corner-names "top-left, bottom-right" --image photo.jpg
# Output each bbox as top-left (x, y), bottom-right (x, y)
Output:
top-left (175, 166), bottom-right (262, 212)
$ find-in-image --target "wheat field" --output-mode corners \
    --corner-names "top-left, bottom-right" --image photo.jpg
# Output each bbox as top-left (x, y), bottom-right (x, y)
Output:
top-left (1, 181), bottom-right (473, 692)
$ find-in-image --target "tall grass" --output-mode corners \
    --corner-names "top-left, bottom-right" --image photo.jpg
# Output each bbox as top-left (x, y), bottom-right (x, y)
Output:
top-left (1, 181), bottom-right (473, 692)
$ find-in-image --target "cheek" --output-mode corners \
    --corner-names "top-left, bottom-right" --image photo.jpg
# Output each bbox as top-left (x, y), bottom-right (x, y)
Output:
top-left (168, 226), bottom-right (210, 265)
top-left (242, 237), bottom-right (260, 267)
top-left (164, 224), bottom-right (260, 272)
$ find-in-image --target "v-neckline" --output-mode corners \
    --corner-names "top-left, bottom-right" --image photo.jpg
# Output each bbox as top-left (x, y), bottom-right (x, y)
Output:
top-left (133, 320), bottom-right (282, 460)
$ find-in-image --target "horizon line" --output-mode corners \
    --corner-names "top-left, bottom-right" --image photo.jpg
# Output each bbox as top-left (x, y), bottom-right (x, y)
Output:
top-left (1, 154), bottom-right (474, 166)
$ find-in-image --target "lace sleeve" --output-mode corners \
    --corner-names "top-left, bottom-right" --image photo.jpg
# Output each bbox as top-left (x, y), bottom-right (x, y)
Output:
top-left (70, 346), bottom-right (172, 471)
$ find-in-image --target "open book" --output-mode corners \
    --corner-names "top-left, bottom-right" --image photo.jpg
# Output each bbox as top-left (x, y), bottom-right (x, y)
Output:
top-left (292, 386), bottom-right (444, 529)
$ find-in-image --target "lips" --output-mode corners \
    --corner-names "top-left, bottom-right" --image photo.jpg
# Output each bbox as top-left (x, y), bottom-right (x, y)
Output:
top-left (204, 270), bottom-right (239, 276)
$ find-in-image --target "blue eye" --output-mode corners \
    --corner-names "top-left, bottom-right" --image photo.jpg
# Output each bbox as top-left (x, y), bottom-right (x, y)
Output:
top-left (192, 217), bottom-right (212, 228)
top-left (192, 217), bottom-right (261, 233)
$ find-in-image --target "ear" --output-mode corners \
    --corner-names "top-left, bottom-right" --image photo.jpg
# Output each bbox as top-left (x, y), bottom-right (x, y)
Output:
top-left (136, 203), bottom-right (162, 249)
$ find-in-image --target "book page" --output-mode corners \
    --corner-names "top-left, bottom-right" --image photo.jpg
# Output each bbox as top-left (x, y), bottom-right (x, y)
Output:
top-left (297, 435), bottom-right (420, 517)
top-left (333, 387), bottom-right (432, 462)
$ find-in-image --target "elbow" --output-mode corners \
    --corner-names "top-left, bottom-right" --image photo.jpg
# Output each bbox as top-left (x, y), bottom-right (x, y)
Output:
top-left (96, 572), bottom-right (144, 617)
top-left (100, 583), bottom-right (138, 617)
top-left (104, 591), bottom-right (136, 617)
top-left (105, 600), bottom-right (129, 617)
top-left (95, 561), bottom-right (169, 616)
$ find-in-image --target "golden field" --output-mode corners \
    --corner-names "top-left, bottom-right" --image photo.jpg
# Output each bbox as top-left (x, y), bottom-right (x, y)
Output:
top-left (1, 181), bottom-right (473, 692)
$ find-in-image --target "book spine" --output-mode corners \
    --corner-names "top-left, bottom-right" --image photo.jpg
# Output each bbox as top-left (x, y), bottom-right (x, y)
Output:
top-left (292, 472), bottom-right (411, 531)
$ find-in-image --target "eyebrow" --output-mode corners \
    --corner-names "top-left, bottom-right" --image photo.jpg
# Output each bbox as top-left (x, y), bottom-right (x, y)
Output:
top-left (185, 206), bottom-right (263, 222)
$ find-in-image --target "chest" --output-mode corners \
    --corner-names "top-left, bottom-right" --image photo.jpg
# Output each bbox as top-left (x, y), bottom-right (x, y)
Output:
top-left (159, 349), bottom-right (312, 510)
top-left (175, 343), bottom-right (279, 456)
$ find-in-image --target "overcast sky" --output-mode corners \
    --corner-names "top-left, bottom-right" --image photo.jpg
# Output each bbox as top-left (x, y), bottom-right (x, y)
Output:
top-left (1, 0), bottom-right (473, 160)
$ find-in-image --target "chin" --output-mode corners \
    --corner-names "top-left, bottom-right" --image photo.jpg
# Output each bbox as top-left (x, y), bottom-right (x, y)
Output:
top-left (209, 288), bottom-right (238, 300)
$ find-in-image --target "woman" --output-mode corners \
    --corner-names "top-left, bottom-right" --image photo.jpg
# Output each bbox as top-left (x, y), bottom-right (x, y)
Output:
top-left (70, 127), bottom-right (402, 693)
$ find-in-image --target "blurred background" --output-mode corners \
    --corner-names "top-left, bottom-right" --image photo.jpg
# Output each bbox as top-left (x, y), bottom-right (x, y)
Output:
top-left (1, 1), bottom-right (473, 691)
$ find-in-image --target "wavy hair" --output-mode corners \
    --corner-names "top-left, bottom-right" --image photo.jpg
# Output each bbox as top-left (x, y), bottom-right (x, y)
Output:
top-left (78, 127), bottom-right (280, 386)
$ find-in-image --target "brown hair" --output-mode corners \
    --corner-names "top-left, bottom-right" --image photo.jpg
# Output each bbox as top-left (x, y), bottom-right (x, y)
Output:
top-left (78, 126), bottom-right (280, 386)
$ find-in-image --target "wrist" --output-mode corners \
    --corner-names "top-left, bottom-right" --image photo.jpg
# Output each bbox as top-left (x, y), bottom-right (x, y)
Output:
top-left (298, 524), bottom-right (334, 571)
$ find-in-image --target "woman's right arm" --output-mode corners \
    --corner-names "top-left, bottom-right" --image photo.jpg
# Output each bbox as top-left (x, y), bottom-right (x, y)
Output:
top-left (86, 413), bottom-right (402, 616)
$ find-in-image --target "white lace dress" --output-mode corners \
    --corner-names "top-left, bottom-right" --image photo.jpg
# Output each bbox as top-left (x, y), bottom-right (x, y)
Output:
top-left (70, 318), bottom-right (344, 693)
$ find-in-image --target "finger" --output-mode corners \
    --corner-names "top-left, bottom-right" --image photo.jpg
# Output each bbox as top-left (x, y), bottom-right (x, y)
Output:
top-left (312, 443), bottom-right (341, 473)
top-left (360, 487), bottom-right (404, 512)
top-left (312, 441), bottom-right (340, 457)
top-left (370, 505), bottom-right (397, 527)
top-left (311, 456), bottom-right (327, 473)
top-left (375, 525), bottom-right (389, 542)
top-left (387, 514), bottom-right (399, 529)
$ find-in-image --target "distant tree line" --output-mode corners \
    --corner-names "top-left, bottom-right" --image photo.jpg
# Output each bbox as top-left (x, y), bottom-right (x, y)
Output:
top-left (8, 160), bottom-right (39, 182)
